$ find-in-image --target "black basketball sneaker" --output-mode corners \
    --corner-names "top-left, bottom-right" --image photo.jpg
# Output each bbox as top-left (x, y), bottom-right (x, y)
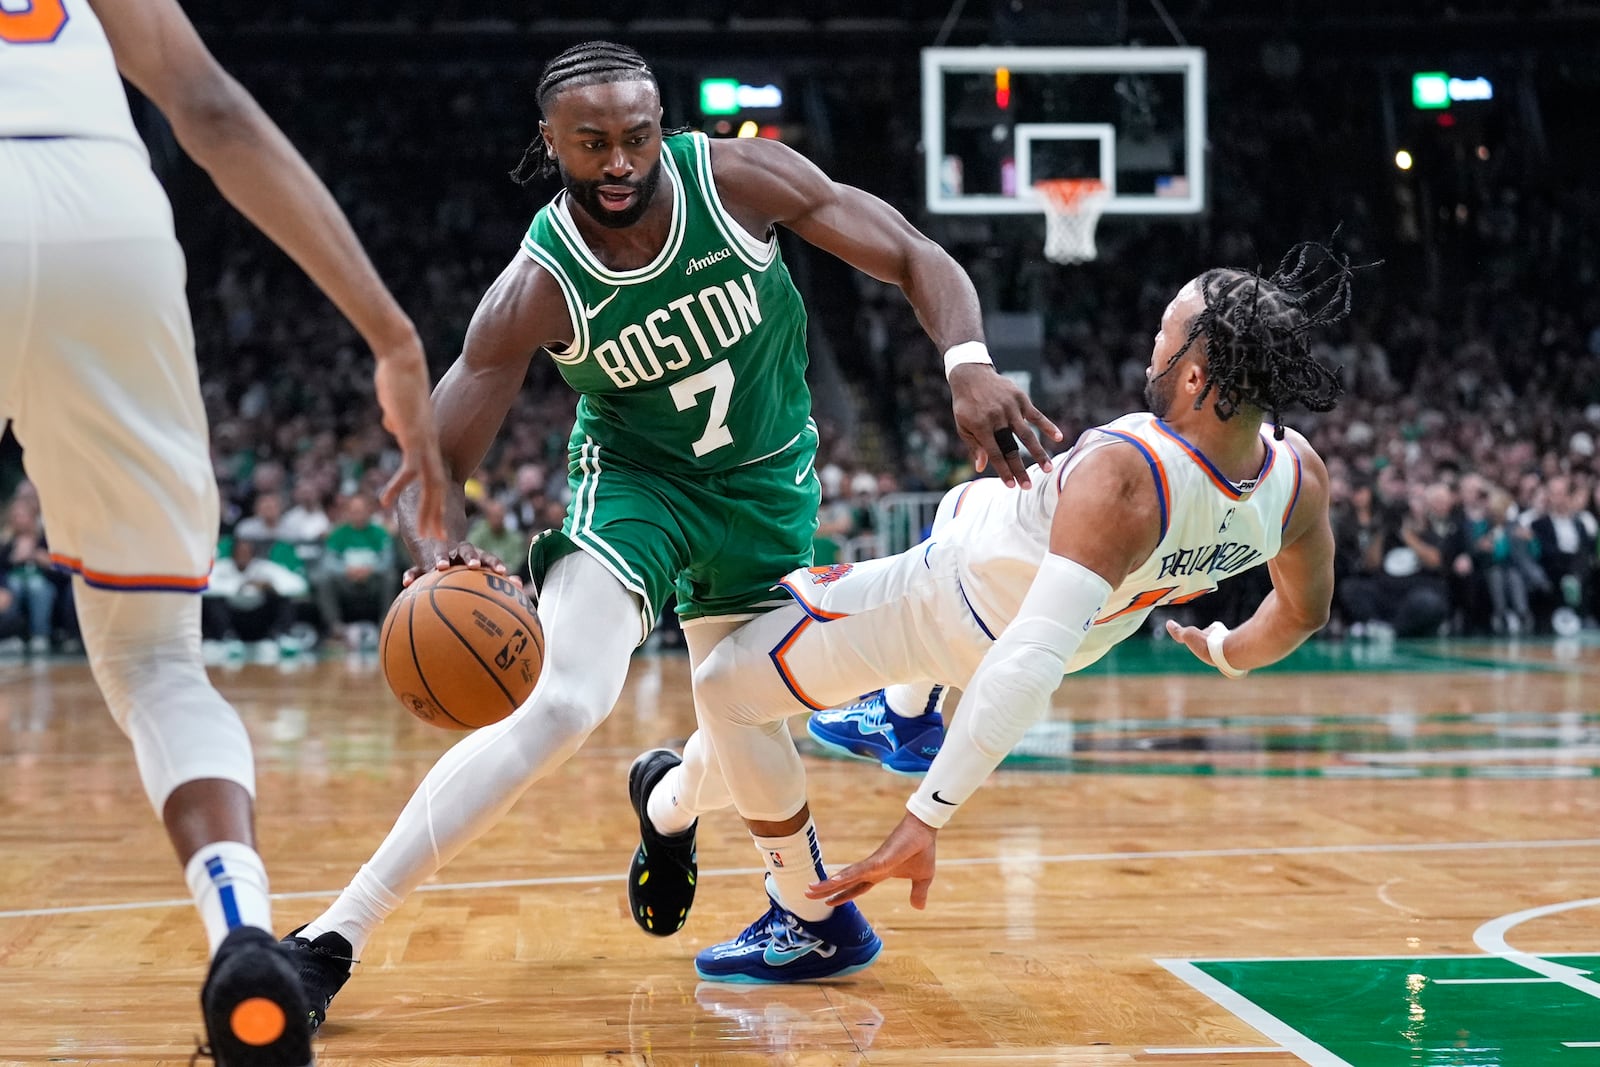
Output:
top-left (626, 748), bottom-right (699, 936)
top-left (278, 926), bottom-right (355, 1033)
top-left (198, 926), bottom-right (314, 1067)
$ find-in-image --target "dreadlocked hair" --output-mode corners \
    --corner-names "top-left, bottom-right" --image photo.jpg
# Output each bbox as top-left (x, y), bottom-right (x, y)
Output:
top-left (1162, 239), bottom-right (1374, 440)
top-left (509, 41), bottom-right (691, 185)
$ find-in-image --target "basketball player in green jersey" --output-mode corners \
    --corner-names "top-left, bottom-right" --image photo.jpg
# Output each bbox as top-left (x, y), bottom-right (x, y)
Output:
top-left (283, 41), bottom-right (1061, 1020)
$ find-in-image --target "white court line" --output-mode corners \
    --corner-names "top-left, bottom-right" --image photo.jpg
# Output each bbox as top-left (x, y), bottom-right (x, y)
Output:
top-left (1434, 976), bottom-right (1577, 984)
top-left (1473, 897), bottom-right (1600, 998)
top-left (1145, 1047), bottom-right (1284, 1055)
top-left (3, 836), bottom-right (1599, 922)
top-left (1156, 960), bottom-right (1354, 1067)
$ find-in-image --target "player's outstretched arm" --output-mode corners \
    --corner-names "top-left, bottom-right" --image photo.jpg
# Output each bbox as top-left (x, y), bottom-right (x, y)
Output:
top-left (809, 445), bottom-right (1159, 909)
top-left (90, 0), bottom-right (447, 536)
top-left (709, 137), bottom-right (1062, 487)
top-left (396, 258), bottom-right (566, 584)
top-left (1164, 433), bottom-right (1334, 675)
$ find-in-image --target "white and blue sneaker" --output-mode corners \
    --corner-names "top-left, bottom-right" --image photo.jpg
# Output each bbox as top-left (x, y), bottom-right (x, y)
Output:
top-left (806, 688), bottom-right (945, 776)
top-left (695, 893), bottom-right (883, 984)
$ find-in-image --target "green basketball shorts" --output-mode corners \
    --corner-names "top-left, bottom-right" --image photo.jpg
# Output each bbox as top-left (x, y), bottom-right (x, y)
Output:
top-left (527, 426), bottom-right (820, 643)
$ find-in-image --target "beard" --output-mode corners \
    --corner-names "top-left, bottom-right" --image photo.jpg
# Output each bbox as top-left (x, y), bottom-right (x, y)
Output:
top-left (559, 157), bottom-right (663, 230)
top-left (1144, 370), bottom-right (1178, 419)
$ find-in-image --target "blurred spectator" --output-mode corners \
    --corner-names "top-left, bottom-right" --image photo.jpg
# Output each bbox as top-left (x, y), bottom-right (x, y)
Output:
top-left (2, 495), bottom-right (58, 654)
top-left (280, 481), bottom-right (333, 544)
top-left (203, 537), bottom-right (311, 649)
top-left (1465, 483), bottom-right (1539, 636)
top-left (1527, 474), bottom-right (1598, 630)
top-left (315, 492), bottom-right (397, 645)
top-left (1330, 476), bottom-right (1390, 631)
top-left (466, 498), bottom-right (529, 580)
top-left (1398, 482), bottom-right (1472, 636)
top-left (234, 491), bottom-right (285, 542)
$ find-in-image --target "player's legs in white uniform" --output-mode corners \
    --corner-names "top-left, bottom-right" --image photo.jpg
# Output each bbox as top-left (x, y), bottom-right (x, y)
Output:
top-left (804, 481), bottom-right (973, 772)
top-left (680, 539), bottom-right (989, 980)
top-left (0, 137), bottom-right (311, 1062)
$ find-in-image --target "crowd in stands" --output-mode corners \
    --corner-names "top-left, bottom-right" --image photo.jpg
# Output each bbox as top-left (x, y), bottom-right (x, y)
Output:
top-left (2, 43), bottom-right (1597, 656)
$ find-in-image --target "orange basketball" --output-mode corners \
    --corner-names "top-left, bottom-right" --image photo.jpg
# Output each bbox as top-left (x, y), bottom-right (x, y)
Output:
top-left (380, 567), bottom-right (545, 730)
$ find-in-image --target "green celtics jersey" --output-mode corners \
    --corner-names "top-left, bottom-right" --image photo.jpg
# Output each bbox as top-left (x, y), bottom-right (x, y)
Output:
top-left (520, 132), bottom-right (813, 472)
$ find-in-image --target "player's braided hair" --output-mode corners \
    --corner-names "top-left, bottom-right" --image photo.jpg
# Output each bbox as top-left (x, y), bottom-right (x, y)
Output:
top-left (510, 41), bottom-right (690, 185)
top-left (1160, 239), bottom-right (1372, 439)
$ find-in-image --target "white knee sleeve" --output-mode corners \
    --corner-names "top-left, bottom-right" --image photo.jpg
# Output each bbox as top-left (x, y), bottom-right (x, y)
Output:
top-left (692, 613), bottom-right (811, 822)
top-left (76, 582), bottom-right (254, 812)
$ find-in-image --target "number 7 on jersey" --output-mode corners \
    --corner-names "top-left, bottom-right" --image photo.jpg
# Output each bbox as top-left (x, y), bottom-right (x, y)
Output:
top-left (670, 360), bottom-right (735, 457)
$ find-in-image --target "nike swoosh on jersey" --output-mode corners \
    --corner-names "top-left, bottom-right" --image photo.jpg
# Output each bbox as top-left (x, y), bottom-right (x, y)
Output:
top-left (794, 457), bottom-right (816, 485)
top-left (931, 790), bottom-right (957, 806)
top-left (582, 289), bottom-right (619, 319)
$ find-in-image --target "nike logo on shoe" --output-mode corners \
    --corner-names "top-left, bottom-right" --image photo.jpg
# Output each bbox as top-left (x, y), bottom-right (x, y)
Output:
top-left (763, 939), bottom-right (836, 967)
top-left (582, 289), bottom-right (619, 319)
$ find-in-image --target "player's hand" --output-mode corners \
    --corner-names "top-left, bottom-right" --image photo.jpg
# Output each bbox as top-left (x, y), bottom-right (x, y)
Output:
top-left (1164, 618), bottom-right (1224, 669)
top-left (947, 364), bottom-right (1062, 489)
top-left (805, 812), bottom-right (938, 910)
top-left (402, 542), bottom-right (517, 587)
top-left (371, 337), bottom-right (450, 542)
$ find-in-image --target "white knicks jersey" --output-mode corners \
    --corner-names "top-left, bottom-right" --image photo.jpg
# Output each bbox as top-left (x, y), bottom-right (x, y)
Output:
top-left (943, 411), bottom-right (1305, 674)
top-left (0, 0), bottom-right (144, 150)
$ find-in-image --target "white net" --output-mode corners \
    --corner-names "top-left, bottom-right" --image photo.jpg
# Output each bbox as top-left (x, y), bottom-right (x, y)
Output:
top-left (1036, 180), bottom-right (1109, 265)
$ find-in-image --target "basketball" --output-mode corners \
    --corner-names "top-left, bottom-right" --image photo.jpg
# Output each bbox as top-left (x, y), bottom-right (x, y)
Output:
top-left (380, 567), bottom-right (545, 730)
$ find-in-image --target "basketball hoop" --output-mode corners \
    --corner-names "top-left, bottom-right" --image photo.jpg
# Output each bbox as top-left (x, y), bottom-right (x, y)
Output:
top-left (1035, 179), bottom-right (1109, 265)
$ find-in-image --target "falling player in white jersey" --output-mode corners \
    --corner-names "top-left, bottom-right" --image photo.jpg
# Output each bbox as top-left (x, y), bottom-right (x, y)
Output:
top-left (648, 242), bottom-right (1359, 971)
top-left (0, 0), bottom-right (447, 1062)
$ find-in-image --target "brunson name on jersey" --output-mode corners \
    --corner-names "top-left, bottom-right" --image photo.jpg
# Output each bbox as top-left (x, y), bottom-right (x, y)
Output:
top-left (1156, 541), bottom-right (1265, 581)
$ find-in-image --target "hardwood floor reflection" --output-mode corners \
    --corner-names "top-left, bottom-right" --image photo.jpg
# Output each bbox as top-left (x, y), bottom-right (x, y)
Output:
top-left (2, 637), bottom-right (1598, 1064)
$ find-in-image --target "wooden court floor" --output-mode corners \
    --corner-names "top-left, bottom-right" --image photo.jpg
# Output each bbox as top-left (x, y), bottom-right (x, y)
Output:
top-left (3, 636), bottom-right (1599, 1065)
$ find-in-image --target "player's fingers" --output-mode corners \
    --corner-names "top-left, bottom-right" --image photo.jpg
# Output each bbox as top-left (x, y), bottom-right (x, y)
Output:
top-left (806, 871), bottom-right (853, 899)
top-left (378, 463), bottom-right (412, 511)
top-left (1025, 398), bottom-right (1064, 444)
top-left (909, 876), bottom-right (932, 910)
top-left (422, 463), bottom-right (450, 542)
top-left (823, 880), bottom-right (872, 907)
top-left (977, 431), bottom-right (1016, 487)
top-left (417, 488), bottom-right (447, 544)
top-left (991, 427), bottom-right (1028, 488)
top-left (401, 565), bottom-right (428, 587)
top-left (1008, 414), bottom-right (1052, 475)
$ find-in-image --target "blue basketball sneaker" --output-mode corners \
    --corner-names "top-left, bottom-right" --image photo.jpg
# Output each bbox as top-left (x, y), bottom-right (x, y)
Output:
top-left (695, 891), bottom-right (882, 984)
top-left (806, 688), bottom-right (946, 776)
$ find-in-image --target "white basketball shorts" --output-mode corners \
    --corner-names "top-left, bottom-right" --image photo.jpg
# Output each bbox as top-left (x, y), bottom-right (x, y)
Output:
top-left (765, 539), bottom-right (996, 711)
top-left (0, 137), bottom-right (215, 591)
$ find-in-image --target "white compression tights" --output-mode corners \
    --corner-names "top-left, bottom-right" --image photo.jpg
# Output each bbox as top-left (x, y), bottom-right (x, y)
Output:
top-left (77, 581), bottom-right (255, 812)
top-left (310, 552), bottom-right (727, 950)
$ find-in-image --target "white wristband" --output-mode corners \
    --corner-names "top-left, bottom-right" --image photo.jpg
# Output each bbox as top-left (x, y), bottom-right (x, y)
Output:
top-left (943, 341), bottom-right (993, 379)
top-left (1205, 622), bottom-right (1248, 679)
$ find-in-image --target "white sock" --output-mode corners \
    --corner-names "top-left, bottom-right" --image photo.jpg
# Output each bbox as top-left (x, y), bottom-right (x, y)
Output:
top-left (647, 765), bottom-right (698, 836)
top-left (883, 683), bottom-right (944, 719)
top-left (184, 841), bottom-right (273, 956)
top-left (300, 864), bottom-right (402, 958)
top-left (754, 819), bottom-right (833, 923)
